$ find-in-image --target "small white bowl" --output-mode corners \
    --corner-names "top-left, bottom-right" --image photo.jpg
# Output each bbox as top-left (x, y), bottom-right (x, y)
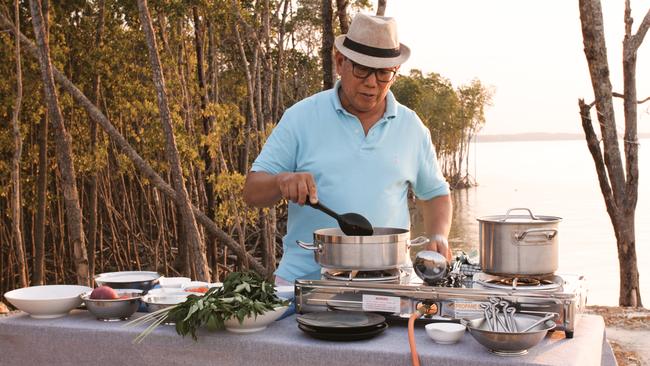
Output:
top-left (158, 277), bottom-right (191, 288)
top-left (4, 285), bottom-right (92, 319)
top-left (223, 305), bottom-right (289, 333)
top-left (425, 322), bottom-right (466, 344)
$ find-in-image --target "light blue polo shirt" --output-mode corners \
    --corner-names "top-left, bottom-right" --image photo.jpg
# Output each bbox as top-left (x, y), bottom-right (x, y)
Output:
top-left (251, 81), bottom-right (450, 282)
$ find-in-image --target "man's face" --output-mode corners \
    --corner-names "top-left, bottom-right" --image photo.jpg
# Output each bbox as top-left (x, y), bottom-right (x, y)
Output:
top-left (335, 52), bottom-right (399, 116)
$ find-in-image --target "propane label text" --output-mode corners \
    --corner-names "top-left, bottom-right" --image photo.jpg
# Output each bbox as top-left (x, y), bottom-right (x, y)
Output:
top-left (362, 294), bottom-right (401, 313)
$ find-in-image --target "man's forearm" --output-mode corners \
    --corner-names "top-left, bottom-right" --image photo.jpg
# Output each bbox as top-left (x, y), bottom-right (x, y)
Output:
top-left (243, 171), bottom-right (282, 207)
top-left (419, 194), bottom-right (453, 258)
top-left (421, 194), bottom-right (452, 237)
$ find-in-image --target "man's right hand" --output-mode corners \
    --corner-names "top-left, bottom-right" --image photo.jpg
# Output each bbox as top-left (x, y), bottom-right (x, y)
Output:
top-left (275, 172), bottom-right (318, 206)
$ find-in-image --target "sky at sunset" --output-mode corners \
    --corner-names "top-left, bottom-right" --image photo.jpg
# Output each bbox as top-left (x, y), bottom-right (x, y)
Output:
top-left (378, 0), bottom-right (650, 135)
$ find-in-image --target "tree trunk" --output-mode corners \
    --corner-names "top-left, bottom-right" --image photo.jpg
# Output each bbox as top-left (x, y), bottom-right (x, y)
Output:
top-left (32, 111), bottom-right (48, 285)
top-left (321, 0), bottom-right (334, 90)
top-left (577, 0), bottom-right (649, 306)
top-left (376, 0), bottom-right (387, 16)
top-left (31, 0), bottom-right (49, 286)
top-left (335, 0), bottom-right (349, 34)
top-left (11, 0), bottom-right (28, 288)
top-left (0, 11), bottom-right (268, 277)
top-left (29, 0), bottom-right (89, 286)
top-left (137, 0), bottom-right (210, 281)
top-left (87, 0), bottom-right (106, 279)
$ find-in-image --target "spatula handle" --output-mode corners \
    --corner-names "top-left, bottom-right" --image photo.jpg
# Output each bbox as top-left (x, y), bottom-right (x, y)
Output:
top-left (305, 198), bottom-right (340, 221)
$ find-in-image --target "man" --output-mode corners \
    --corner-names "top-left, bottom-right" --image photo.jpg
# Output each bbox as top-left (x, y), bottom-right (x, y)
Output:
top-left (243, 13), bottom-right (452, 285)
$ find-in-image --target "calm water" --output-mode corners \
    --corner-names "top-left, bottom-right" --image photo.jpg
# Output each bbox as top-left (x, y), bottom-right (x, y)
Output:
top-left (413, 139), bottom-right (650, 306)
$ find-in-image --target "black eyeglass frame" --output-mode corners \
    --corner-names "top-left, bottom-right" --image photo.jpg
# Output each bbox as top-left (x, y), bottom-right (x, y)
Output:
top-left (345, 57), bottom-right (398, 83)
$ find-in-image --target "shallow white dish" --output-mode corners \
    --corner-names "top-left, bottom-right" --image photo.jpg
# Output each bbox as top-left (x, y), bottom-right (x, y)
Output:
top-left (223, 305), bottom-right (288, 333)
top-left (158, 277), bottom-right (191, 288)
top-left (147, 288), bottom-right (189, 296)
top-left (4, 285), bottom-right (92, 319)
top-left (95, 271), bottom-right (160, 283)
top-left (425, 322), bottom-right (466, 344)
top-left (181, 281), bottom-right (222, 293)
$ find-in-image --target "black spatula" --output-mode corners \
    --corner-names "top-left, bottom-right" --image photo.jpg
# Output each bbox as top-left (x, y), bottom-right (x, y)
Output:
top-left (306, 199), bottom-right (374, 236)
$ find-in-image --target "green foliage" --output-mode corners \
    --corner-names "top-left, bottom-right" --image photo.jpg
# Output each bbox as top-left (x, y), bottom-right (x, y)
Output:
top-left (130, 271), bottom-right (287, 342)
top-left (393, 70), bottom-right (493, 184)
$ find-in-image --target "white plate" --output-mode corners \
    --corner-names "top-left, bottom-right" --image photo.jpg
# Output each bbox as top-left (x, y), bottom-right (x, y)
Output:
top-left (224, 306), bottom-right (288, 333)
top-left (4, 285), bottom-right (92, 319)
top-left (274, 285), bottom-right (294, 299)
top-left (94, 271), bottom-right (160, 283)
top-left (158, 277), bottom-right (191, 288)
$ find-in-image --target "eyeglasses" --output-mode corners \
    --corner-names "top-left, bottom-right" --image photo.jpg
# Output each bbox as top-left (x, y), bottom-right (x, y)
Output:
top-left (346, 58), bottom-right (397, 83)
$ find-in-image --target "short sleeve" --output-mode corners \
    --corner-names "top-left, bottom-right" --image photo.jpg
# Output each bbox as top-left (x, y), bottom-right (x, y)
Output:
top-left (412, 123), bottom-right (450, 200)
top-left (250, 113), bottom-right (298, 174)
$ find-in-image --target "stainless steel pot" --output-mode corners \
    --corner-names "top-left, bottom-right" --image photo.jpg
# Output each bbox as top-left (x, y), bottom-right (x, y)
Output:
top-left (297, 227), bottom-right (429, 270)
top-left (477, 208), bottom-right (561, 276)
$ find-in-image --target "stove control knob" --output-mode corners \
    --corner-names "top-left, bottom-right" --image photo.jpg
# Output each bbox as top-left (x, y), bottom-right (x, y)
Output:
top-left (417, 302), bottom-right (438, 316)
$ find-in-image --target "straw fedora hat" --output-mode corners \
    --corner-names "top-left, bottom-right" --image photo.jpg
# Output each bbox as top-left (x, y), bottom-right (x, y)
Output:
top-left (334, 13), bottom-right (410, 69)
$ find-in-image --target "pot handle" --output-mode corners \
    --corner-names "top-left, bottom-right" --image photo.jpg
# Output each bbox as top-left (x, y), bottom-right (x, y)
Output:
top-left (501, 208), bottom-right (538, 221)
top-left (515, 228), bottom-right (558, 241)
top-left (408, 236), bottom-right (430, 249)
top-left (296, 240), bottom-right (320, 251)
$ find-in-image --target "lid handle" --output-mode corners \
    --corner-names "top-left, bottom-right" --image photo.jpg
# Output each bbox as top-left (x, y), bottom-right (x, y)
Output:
top-left (501, 208), bottom-right (538, 222)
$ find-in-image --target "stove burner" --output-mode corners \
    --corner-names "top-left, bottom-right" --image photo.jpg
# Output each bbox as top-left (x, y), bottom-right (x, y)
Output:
top-left (473, 273), bottom-right (562, 292)
top-left (323, 269), bottom-right (401, 282)
top-left (486, 277), bottom-right (555, 287)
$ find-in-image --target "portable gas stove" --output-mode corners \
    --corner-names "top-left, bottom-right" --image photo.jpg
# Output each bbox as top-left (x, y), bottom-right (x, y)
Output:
top-left (295, 267), bottom-right (587, 338)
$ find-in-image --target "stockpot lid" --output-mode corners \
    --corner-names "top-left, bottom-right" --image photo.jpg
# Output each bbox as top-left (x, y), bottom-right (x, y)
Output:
top-left (476, 208), bottom-right (562, 225)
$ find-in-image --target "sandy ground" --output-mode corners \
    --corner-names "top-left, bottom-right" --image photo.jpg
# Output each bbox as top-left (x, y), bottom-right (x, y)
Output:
top-left (1, 302), bottom-right (648, 364)
top-left (585, 306), bottom-right (650, 366)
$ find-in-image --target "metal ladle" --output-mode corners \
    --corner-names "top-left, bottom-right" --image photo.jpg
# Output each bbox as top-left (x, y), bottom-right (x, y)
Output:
top-left (306, 199), bottom-right (373, 236)
top-left (414, 250), bottom-right (448, 285)
top-left (520, 313), bottom-right (557, 333)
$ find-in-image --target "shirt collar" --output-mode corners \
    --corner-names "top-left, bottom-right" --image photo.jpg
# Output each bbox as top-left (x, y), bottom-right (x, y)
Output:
top-left (332, 80), bottom-right (398, 120)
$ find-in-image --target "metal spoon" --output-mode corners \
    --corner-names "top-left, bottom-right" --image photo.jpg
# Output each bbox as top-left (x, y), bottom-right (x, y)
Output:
top-left (306, 199), bottom-right (373, 236)
top-left (520, 313), bottom-right (557, 333)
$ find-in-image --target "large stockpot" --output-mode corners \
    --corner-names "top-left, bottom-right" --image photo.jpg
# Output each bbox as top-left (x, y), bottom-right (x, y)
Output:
top-left (477, 208), bottom-right (562, 276)
top-left (297, 227), bottom-right (429, 271)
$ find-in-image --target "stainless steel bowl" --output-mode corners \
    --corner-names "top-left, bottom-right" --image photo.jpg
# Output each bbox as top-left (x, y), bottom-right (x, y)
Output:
top-left (81, 289), bottom-right (143, 321)
top-left (142, 294), bottom-right (188, 313)
top-left (466, 314), bottom-right (556, 356)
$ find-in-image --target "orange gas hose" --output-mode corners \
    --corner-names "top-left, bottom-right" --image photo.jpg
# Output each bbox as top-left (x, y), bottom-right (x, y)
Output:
top-left (408, 312), bottom-right (421, 366)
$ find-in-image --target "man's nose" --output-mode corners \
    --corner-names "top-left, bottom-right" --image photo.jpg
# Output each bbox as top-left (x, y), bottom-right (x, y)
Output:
top-left (363, 71), bottom-right (378, 86)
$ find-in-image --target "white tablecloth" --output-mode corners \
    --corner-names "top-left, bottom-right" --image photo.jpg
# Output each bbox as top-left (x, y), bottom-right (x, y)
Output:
top-left (0, 311), bottom-right (616, 366)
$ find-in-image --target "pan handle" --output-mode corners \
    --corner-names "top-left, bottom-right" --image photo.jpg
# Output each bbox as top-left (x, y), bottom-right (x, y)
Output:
top-left (408, 236), bottom-right (430, 249)
top-left (515, 228), bottom-right (558, 241)
top-left (296, 240), bottom-right (320, 251)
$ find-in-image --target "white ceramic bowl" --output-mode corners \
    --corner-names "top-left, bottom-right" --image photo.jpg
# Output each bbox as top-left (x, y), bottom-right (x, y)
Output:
top-left (425, 322), bottom-right (466, 344)
top-left (158, 277), bottom-right (191, 288)
top-left (4, 285), bottom-right (92, 319)
top-left (223, 305), bottom-right (288, 333)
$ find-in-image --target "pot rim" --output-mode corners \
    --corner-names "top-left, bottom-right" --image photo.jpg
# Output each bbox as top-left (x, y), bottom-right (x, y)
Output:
top-left (314, 227), bottom-right (410, 244)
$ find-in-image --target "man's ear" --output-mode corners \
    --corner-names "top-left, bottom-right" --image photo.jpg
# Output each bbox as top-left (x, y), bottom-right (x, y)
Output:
top-left (334, 51), bottom-right (345, 76)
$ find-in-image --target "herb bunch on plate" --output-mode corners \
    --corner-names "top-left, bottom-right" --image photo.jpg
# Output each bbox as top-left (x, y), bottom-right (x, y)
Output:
top-left (126, 271), bottom-right (288, 342)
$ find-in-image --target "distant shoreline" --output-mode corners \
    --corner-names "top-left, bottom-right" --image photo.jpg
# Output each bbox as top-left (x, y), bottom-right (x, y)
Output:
top-left (475, 132), bottom-right (650, 143)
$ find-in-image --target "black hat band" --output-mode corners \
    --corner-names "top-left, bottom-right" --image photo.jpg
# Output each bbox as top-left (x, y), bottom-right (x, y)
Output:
top-left (343, 37), bottom-right (401, 58)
